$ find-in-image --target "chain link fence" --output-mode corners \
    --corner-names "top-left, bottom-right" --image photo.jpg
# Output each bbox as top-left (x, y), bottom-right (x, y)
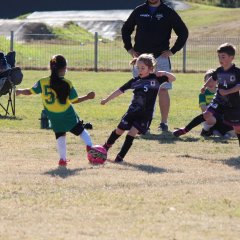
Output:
top-left (0, 32), bottom-right (240, 72)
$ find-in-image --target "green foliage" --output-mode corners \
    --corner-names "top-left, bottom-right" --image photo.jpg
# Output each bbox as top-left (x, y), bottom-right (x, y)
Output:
top-left (52, 21), bottom-right (94, 43)
top-left (15, 13), bottom-right (31, 19)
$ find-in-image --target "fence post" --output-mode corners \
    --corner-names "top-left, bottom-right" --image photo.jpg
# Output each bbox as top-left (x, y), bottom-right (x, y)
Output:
top-left (94, 32), bottom-right (98, 72)
top-left (10, 31), bottom-right (14, 51)
top-left (182, 43), bottom-right (187, 73)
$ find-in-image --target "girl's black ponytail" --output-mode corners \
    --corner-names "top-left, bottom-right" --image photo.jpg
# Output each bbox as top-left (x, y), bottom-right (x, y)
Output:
top-left (50, 55), bottom-right (70, 104)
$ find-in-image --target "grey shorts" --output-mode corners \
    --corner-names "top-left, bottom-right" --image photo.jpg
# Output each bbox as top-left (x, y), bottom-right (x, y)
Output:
top-left (132, 56), bottom-right (172, 90)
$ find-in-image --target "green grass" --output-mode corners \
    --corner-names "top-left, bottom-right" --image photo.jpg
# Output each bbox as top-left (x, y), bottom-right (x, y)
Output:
top-left (180, 3), bottom-right (237, 28)
top-left (0, 71), bottom-right (203, 130)
top-left (1, 71), bottom-right (240, 239)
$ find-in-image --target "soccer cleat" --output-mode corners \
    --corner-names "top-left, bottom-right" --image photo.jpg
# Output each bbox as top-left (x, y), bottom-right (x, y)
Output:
top-left (223, 133), bottom-right (232, 139)
top-left (173, 128), bottom-right (188, 137)
top-left (158, 123), bottom-right (168, 131)
top-left (103, 143), bottom-right (112, 152)
top-left (58, 159), bottom-right (68, 167)
top-left (200, 129), bottom-right (212, 137)
top-left (114, 155), bottom-right (123, 163)
top-left (212, 130), bottom-right (222, 137)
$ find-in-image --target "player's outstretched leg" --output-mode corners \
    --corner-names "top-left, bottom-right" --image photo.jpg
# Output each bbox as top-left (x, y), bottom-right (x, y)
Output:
top-left (115, 135), bottom-right (135, 162)
top-left (103, 128), bottom-right (123, 152)
top-left (173, 114), bottom-right (205, 137)
top-left (56, 133), bottom-right (68, 167)
top-left (115, 127), bottom-right (138, 163)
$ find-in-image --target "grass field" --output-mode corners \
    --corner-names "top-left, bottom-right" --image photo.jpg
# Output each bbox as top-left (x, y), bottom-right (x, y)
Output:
top-left (0, 71), bottom-right (240, 240)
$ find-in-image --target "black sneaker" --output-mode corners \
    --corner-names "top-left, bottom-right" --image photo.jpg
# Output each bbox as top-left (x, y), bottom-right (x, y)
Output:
top-left (159, 123), bottom-right (168, 131)
top-left (200, 129), bottom-right (212, 137)
top-left (115, 155), bottom-right (123, 163)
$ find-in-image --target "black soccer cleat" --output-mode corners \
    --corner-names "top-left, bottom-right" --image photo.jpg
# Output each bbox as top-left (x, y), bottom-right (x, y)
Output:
top-left (173, 128), bottom-right (188, 137)
top-left (200, 129), bottom-right (213, 137)
top-left (114, 155), bottom-right (123, 163)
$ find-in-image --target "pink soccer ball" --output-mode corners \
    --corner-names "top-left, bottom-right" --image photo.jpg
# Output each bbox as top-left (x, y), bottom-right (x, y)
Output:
top-left (87, 145), bottom-right (107, 165)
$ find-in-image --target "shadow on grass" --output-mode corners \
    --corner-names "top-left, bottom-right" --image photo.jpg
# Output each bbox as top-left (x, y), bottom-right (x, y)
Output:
top-left (224, 156), bottom-right (240, 170)
top-left (140, 131), bottom-right (199, 144)
top-left (44, 167), bottom-right (83, 178)
top-left (107, 159), bottom-right (167, 174)
top-left (0, 115), bottom-right (22, 120)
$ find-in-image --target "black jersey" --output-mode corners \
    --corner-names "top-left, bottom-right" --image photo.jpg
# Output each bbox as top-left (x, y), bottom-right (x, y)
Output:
top-left (121, 1), bottom-right (188, 57)
top-left (119, 74), bottom-right (168, 116)
top-left (212, 64), bottom-right (240, 108)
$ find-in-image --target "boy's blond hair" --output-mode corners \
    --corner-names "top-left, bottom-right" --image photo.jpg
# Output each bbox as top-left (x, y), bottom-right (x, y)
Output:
top-left (204, 69), bottom-right (215, 82)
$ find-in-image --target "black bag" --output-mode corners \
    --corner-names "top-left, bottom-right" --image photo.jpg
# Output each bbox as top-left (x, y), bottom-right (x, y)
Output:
top-left (0, 67), bottom-right (23, 96)
top-left (5, 51), bottom-right (16, 68)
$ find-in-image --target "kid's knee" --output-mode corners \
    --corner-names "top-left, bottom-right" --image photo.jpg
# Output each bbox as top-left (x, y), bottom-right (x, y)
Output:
top-left (203, 111), bottom-right (212, 120)
top-left (116, 128), bottom-right (125, 135)
top-left (233, 126), bottom-right (240, 134)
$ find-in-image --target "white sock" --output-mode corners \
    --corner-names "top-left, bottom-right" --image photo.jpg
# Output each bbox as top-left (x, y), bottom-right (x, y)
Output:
top-left (57, 136), bottom-right (67, 161)
top-left (203, 123), bottom-right (214, 131)
top-left (202, 121), bottom-right (208, 129)
top-left (80, 129), bottom-right (92, 147)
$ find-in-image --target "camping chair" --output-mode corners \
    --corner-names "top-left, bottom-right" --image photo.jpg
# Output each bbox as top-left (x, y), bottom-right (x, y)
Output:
top-left (0, 51), bottom-right (23, 116)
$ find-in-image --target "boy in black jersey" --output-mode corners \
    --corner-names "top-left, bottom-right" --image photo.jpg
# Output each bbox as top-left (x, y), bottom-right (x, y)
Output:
top-left (174, 43), bottom-right (240, 146)
top-left (101, 54), bottom-right (175, 162)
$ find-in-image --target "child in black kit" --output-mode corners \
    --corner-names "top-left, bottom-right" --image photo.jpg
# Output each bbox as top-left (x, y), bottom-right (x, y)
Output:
top-left (174, 43), bottom-right (240, 146)
top-left (101, 54), bottom-right (175, 162)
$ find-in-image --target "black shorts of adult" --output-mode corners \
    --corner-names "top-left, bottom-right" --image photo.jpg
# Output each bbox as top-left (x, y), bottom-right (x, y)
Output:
top-left (117, 112), bottom-right (152, 135)
top-left (55, 121), bottom-right (85, 139)
top-left (207, 101), bottom-right (240, 127)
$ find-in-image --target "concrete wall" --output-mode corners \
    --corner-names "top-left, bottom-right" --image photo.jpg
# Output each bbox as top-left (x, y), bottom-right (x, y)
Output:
top-left (0, 0), bottom-right (144, 18)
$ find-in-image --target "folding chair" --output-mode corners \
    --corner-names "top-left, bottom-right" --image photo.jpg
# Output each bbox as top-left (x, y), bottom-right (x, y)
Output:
top-left (0, 51), bottom-right (23, 116)
top-left (0, 85), bottom-right (16, 116)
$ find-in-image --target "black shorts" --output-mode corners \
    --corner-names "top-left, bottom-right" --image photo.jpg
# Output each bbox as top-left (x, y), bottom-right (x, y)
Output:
top-left (55, 121), bottom-right (85, 139)
top-left (207, 101), bottom-right (240, 126)
top-left (117, 112), bottom-right (151, 135)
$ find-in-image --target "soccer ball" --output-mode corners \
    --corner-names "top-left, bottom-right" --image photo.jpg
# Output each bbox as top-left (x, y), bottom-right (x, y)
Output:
top-left (87, 145), bottom-right (107, 165)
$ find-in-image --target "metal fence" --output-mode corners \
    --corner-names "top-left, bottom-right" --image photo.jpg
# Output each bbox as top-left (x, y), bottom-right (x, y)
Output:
top-left (0, 32), bottom-right (240, 72)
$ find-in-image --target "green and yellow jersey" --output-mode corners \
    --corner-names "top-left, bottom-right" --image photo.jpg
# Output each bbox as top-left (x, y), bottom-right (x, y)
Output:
top-left (30, 76), bottom-right (79, 133)
top-left (199, 88), bottom-right (216, 107)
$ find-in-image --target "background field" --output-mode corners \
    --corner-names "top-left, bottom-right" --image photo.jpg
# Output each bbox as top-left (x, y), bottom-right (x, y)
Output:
top-left (1, 3), bottom-right (240, 72)
top-left (0, 71), bottom-right (240, 240)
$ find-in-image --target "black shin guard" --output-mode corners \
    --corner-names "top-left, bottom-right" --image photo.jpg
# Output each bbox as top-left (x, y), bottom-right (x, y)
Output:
top-left (118, 135), bottom-right (135, 159)
top-left (185, 114), bottom-right (205, 132)
top-left (106, 130), bottom-right (121, 146)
